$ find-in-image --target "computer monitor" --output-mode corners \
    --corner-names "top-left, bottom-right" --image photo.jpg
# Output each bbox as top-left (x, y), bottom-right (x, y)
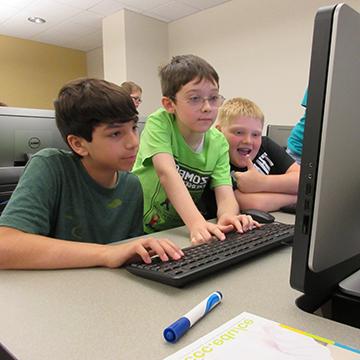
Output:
top-left (290, 3), bottom-right (360, 314)
top-left (137, 116), bottom-right (147, 135)
top-left (266, 125), bottom-right (293, 149)
top-left (0, 106), bottom-right (68, 167)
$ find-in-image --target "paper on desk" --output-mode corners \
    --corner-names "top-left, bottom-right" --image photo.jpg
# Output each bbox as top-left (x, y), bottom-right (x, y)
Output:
top-left (164, 312), bottom-right (360, 360)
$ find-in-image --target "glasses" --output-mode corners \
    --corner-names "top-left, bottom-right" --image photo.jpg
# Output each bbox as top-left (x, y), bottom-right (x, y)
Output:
top-left (131, 96), bottom-right (142, 103)
top-left (173, 94), bottom-right (225, 108)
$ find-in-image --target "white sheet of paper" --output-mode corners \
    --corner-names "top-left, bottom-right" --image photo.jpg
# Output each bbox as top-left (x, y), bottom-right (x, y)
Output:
top-left (164, 312), bottom-right (360, 360)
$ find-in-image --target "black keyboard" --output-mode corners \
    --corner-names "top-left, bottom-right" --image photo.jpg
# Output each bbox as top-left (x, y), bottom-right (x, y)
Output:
top-left (126, 222), bottom-right (294, 287)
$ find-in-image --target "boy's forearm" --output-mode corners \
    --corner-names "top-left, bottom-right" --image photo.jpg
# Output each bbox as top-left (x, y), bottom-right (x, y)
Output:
top-left (260, 172), bottom-right (299, 194)
top-left (157, 170), bottom-right (205, 227)
top-left (235, 190), bottom-right (297, 212)
top-left (216, 203), bottom-right (239, 219)
top-left (215, 186), bottom-right (240, 218)
top-left (153, 153), bottom-right (205, 228)
top-left (0, 227), bottom-right (108, 269)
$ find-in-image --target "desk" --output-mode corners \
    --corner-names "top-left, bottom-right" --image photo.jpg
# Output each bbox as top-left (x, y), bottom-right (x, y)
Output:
top-left (0, 213), bottom-right (359, 360)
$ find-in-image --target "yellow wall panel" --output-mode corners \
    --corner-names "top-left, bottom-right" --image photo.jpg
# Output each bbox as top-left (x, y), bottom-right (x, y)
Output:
top-left (0, 35), bottom-right (86, 109)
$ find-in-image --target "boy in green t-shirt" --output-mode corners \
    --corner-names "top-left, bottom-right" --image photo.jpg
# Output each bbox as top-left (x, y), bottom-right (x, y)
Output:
top-left (133, 55), bottom-right (258, 244)
top-left (0, 78), bottom-right (183, 270)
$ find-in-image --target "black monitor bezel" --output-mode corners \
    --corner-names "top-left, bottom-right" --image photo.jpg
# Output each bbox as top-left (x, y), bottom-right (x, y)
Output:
top-left (289, 3), bottom-right (360, 312)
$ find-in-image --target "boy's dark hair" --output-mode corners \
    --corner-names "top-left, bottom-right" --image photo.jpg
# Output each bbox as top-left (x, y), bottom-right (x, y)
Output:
top-left (159, 55), bottom-right (219, 99)
top-left (54, 78), bottom-right (138, 145)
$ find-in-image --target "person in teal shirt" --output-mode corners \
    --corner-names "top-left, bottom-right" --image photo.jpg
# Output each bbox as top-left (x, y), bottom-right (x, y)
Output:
top-left (286, 89), bottom-right (308, 164)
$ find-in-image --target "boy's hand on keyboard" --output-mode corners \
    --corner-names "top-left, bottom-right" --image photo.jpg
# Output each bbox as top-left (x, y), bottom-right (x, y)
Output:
top-left (189, 221), bottom-right (233, 245)
top-left (103, 238), bottom-right (184, 268)
top-left (217, 213), bottom-right (260, 233)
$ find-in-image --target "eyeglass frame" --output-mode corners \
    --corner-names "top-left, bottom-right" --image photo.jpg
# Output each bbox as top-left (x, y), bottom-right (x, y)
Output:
top-left (169, 94), bottom-right (225, 109)
top-left (131, 96), bottom-right (142, 103)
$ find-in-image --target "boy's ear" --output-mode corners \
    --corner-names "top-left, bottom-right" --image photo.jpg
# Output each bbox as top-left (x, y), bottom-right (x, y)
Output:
top-left (215, 123), bottom-right (222, 132)
top-left (162, 96), bottom-right (176, 113)
top-left (67, 135), bottom-right (89, 157)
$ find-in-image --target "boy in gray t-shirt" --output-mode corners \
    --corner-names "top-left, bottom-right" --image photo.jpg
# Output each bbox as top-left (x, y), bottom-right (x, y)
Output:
top-left (0, 78), bottom-right (183, 270)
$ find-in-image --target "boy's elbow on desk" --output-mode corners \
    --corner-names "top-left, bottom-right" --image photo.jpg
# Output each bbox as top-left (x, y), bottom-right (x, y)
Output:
top-left (0, 227), bottom-right (21, 269)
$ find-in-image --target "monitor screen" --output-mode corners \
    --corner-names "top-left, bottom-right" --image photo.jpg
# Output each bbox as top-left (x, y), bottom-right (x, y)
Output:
top-left (266, 125), bottom-right (293, 149)
top-left (0, 107), bottom-right (68, 167)
top-left (290, 3), bottom-right (360, 312)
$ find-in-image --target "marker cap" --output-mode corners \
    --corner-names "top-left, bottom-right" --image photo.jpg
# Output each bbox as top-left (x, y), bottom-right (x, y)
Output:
top-left (163, 317), bottom-right (190, 343)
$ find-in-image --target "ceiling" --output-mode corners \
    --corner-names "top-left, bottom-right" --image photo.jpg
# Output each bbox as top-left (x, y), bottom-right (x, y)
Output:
top-left (0, 0), bottom-right (229, 52)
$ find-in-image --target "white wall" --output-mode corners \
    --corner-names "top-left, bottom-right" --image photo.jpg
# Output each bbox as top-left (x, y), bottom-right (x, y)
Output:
top-left (102, 9), bottom-right (168, 117)
top-left (103, 10), bottom-right (127, 85)
top-left (124, 10), bottom-right (168, 117)
top-left (100, 1), bottom-right (360, 126)
top-left (86, 47), bottom-right (104, 79)
top-left (168, 0), bottom-right (360, 129)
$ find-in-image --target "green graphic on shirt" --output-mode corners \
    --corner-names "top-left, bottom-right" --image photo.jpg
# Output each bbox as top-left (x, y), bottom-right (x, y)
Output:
top-left (107, 198), bottom-right (123, 208)
top-left (133, 108), bottom-right (232, 233)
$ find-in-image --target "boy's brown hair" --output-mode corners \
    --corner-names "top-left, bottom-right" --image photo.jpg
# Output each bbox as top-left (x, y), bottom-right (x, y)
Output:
top-left (54, 78), bottom-right (138, 145)
top-left (216, 97), bottom-right (265, 127)
top-left (159, 55), bottom-right (219, 100)
top-left (121, 81), bottom-right (142, 95)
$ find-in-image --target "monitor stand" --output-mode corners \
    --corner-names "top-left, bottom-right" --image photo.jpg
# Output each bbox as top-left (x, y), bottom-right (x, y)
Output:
top-left (295, 270), bottom-right (360, 329)
top-left (295, 293), bottom-right (331, 314)
top-left (331, 269), bottom-right (360, 328)
top-left (338, 268), bottom-right (360, 297)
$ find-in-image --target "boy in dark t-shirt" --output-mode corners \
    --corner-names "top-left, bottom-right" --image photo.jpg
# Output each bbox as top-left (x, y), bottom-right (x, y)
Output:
top-left (207, 97), bottom-right (300, 214)
top-left (0, 78), bottom-right (183, 270)
top-left (230, 136), bottom-right (294, 176)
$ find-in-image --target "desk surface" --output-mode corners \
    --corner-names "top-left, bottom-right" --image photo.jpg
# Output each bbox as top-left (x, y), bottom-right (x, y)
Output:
top-left (0, 213), bottom-right (359, 360)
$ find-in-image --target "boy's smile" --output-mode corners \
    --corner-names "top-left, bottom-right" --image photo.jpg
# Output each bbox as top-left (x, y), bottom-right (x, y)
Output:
top-left (218, 116), bottom-right (263, 168)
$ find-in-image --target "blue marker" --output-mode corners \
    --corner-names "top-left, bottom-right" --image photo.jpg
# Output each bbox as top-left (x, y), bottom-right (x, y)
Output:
top-left (163, 291), bottom-right (223, 343)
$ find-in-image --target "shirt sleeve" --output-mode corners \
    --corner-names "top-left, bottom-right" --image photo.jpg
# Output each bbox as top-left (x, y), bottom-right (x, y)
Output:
top-left (301, 88), bottom-right (308, 108)
top-left (262, 137), bottom-right (295, 174)
top-left (0, 156), bottom-right (58, 235)
top-left (137, 110), bottom-right (175, 167)
top-left (210, 134), bottom-right (232, 188)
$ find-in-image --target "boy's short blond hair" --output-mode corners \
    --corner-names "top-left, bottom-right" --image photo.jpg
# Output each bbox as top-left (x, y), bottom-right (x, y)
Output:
top-left (217, 97), bottom-right (264, 127)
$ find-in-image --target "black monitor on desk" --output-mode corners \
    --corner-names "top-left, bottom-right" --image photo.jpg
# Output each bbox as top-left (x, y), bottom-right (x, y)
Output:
top-left (0, 107), bottom-right (67, 167)
top-left (0, 107), bottom-right (68, 213)
top-left (290, 3), bottom-right (360, 322)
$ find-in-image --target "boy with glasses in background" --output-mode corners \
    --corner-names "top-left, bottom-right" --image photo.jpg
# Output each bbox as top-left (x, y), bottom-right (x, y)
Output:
top-left (133, 55), bottom-right (258, 244)
top-left (121, 81), bottom-right (143, 108)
